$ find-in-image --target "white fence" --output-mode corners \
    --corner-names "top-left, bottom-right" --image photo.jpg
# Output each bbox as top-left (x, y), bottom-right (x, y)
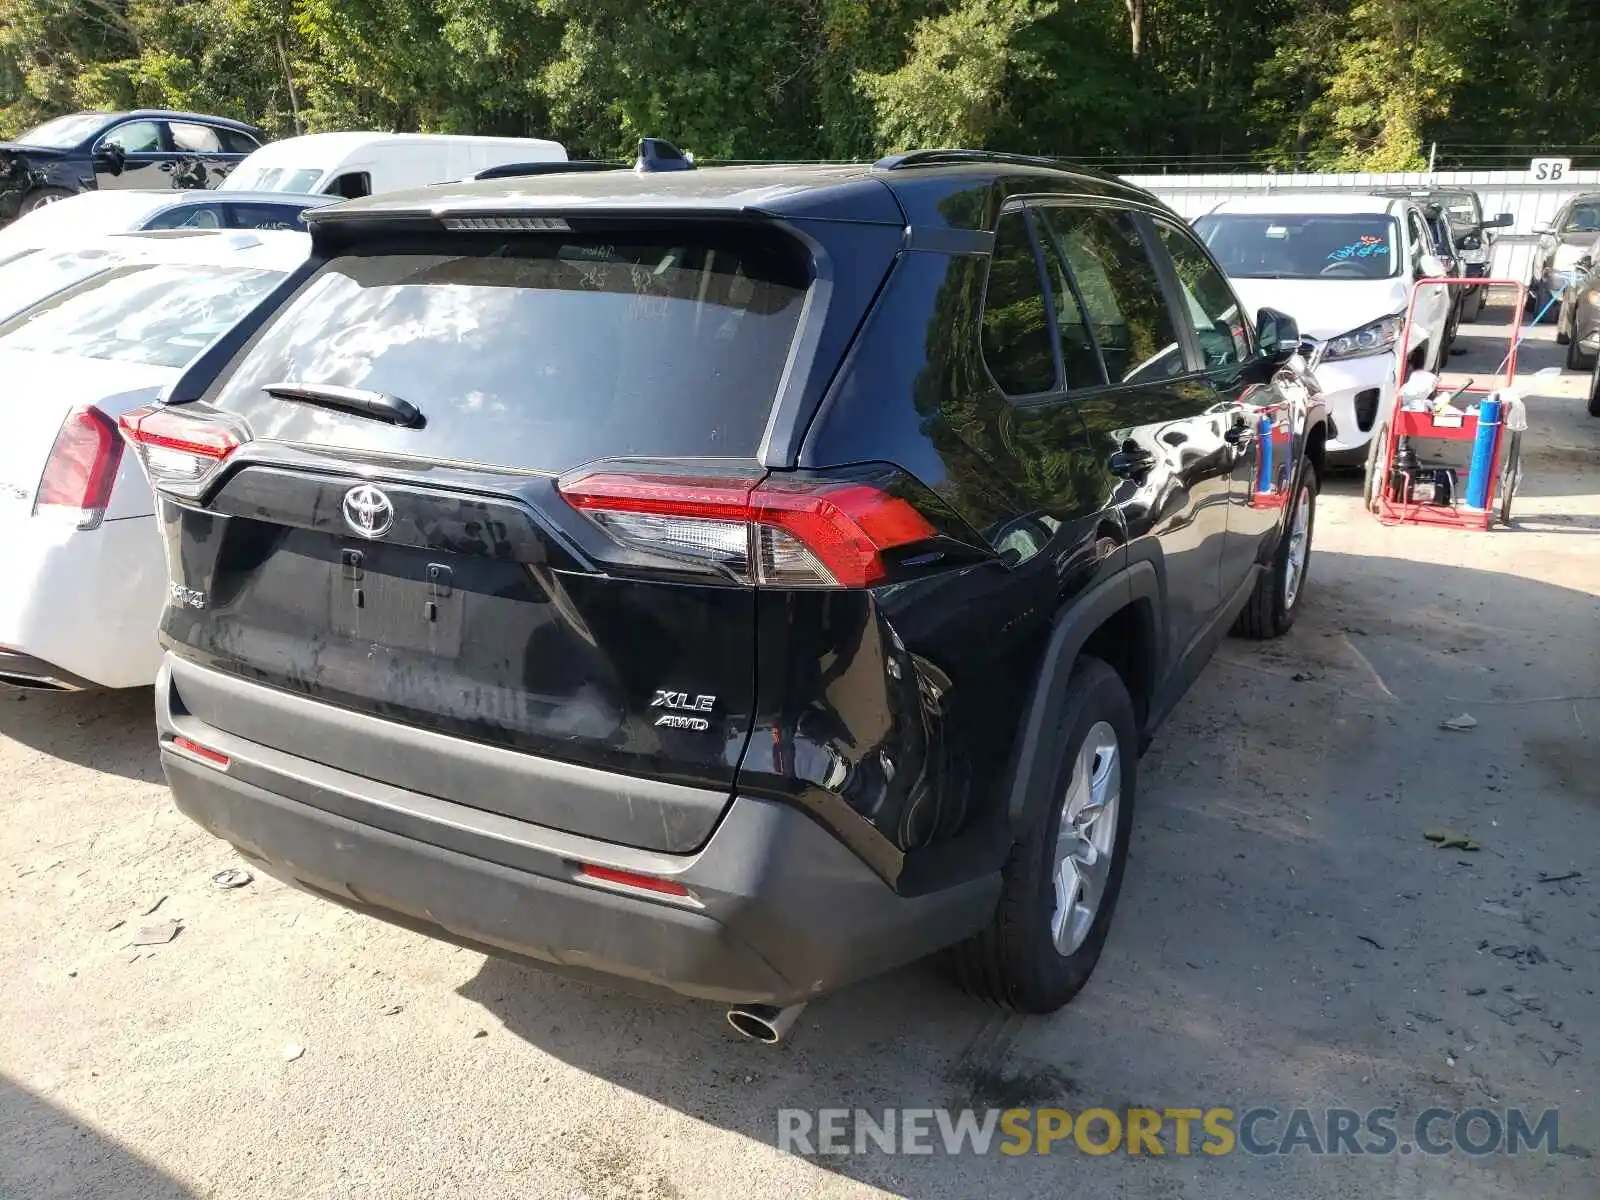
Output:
top-left (1124, 169), bottom-right (1600, 285)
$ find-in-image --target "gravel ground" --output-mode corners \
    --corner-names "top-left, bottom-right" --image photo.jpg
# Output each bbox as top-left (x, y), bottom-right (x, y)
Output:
top-left (2, 305), bottom-right (1597, 1200)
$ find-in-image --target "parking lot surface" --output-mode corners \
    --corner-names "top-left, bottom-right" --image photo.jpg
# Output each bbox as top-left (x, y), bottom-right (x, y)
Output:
top-left (3, 305), bottom-right (1596, 1199)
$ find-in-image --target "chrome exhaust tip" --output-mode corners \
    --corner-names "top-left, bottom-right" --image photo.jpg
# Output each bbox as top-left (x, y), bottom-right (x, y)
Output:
top-left (726, 1003), bottom-right (806, 1044)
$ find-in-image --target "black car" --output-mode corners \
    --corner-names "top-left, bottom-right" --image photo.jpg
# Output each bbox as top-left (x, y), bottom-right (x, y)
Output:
top-left (0, 110), bottom-right (265, 222)
top-left (119, 151), bottom-right (1327, 1038)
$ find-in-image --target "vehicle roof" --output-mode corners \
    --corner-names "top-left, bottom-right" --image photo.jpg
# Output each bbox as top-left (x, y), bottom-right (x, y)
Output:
top-left (1206, 192), bottom-right (1405, 216)
top-left (62, 108), bottom-right (262, 134)
top-left (308, 158), bottom-right (1162, 232)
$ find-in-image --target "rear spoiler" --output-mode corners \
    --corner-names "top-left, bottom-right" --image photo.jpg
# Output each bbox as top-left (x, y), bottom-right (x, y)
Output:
top-left (470, 138), bottom-right (695, 181)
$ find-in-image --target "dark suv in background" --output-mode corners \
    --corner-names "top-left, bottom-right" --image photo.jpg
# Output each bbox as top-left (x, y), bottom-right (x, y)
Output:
top-left (121, 151), bottom-right (1327, 1040)
top-left (0, 109), bottom-right (263, 221)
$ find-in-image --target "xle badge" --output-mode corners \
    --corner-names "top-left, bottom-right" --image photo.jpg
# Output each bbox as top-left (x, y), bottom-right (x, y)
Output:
top-left (651, 690), bottom-right (716, 731)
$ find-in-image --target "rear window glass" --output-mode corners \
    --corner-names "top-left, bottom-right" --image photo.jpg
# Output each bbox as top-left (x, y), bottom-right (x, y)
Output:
top-left (208, 227), bottom-right (812, 470)
top-left (0, 264), bottom-right (283, 368)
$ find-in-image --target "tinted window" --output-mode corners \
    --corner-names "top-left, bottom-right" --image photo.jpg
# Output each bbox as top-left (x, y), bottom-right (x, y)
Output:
top-left (1194, 213), bottom-right (1401, 281)
top-left (170, 122), bottom-right (223, 153)
top-left (227, 202), bottom-right (310, 230)
top-left (1040, 207), bottom-right (1186, 385)
top-left (143, 203), bottom-right (225, 230)
top-left (218, 128), bottom-right (261, 154)
top-left (1036, 229), bottom-right (1107, 390)
top-left (329, 171), bottom-right (371, 199)
top-left (1406, 210), bottom-right (1430, 259)
top-left (100, 121), bottom-right (163, 154)
top-left (206, 227), bottom-right (811, 471)
top-left (1154, 220), bottom-right (1250, 369)
top-left (980, 212), bottom-right (1056, 396)
top-left (0, 264), bottom-right (283, 368)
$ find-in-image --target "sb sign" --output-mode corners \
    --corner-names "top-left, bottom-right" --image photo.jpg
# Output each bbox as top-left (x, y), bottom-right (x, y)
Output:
top-left (1529, 157), bottom-right (1571, 182)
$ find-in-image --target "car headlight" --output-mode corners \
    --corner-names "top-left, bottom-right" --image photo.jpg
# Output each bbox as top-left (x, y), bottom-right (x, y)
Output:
top-left (1322, 314), bottom-right (1404, 361)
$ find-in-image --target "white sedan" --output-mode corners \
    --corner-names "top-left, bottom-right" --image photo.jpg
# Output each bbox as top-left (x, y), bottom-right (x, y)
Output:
top-left (0, 230), bottom-right (308, 690)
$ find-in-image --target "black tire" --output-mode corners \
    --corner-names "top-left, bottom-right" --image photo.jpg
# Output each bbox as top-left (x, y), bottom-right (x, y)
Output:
top-left (19, 186), bottom-right (75, 214)
top-left (1568, 332), bottom-right (1595, 373)
top-left (1556, 301), bottom-right (1571, 346)
top-left (1233, 461), bottom-right (1318, 639)
top-left (1588, 359), bottom-right (1600, 418)
top-left (1463, 285), bottom-right (1484, 323)
top-left (1362, 423), bottom-right (1388, 513)
top-left (946, 657), bottom-right (1136, 1014)
top-left (1498, 430), bottom-right (1521, 526)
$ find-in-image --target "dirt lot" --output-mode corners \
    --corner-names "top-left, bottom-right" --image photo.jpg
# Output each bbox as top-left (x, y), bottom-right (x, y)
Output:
top-left (3, 303), bottom-right (1597, 1200)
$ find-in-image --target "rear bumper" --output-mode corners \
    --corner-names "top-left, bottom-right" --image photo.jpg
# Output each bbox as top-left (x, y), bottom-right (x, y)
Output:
top-left (155, 656), bottom-right (998, 1005)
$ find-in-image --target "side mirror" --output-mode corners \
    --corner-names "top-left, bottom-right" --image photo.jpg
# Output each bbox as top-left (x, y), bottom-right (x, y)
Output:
top-left (1256, 307), bottom-right (1299, 360)
top-left (91, 143), bottom-right (126, 175)
top-left (1488, 213), bottom-right (1514, 229)
top-left (1534, 222), bottom-right (1552, 236)
top-left (1418, 252), bottom-right (1447, 279)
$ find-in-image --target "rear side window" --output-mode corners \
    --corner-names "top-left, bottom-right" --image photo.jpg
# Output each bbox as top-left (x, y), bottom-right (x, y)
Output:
top-left (208, 226), bottom-right (812, 470)
top-left (1039, 207), bottom-right (1186, 385)
top-left (0, 264), bottom-right (283, 368)
top-left (227, 202), bottom-right (309, 230)
top-left (218, 129), bottom-right (261, 154)
top-left (328, 172), bottom-right (371, 199)
top-left (980, 212), bottom-right (1056, 396)
top-left (170, 122), bottom-right (223, 153)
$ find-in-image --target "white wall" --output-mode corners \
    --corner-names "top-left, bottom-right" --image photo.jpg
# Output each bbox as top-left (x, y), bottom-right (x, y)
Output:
top-left (1124, 169), bottom-right (1600, 285)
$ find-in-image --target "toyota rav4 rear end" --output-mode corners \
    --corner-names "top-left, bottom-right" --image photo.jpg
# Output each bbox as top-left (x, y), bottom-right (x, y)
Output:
top-left (127, 167), bottom-right (1004, 1011)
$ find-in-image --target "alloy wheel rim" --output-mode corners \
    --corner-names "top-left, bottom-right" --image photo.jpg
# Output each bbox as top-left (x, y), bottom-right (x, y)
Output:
top-left (1284, 484), bottom-right (1311, 609)
top-left (1050, 721), bottom-right (1120, 957)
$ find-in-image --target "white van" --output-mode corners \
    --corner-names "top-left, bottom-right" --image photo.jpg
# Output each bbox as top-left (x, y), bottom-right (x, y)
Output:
top-left (224, 132), bottom-right (568, 200)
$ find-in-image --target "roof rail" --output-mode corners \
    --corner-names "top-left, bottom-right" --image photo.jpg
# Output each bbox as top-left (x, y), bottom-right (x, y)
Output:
top-left (873, 149), bottom-right (1079, 172)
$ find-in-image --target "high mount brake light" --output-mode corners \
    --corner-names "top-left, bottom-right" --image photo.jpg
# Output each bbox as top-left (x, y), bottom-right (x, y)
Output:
top-left (558, 471), bottom-right (937, 588)
top-left (118, 405), bottom-right (245, 487)
top-left (34, 406), bottom-right (122, 530)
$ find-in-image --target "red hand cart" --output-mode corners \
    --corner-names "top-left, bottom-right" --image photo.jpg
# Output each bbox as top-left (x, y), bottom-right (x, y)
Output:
top-left (1368, 277), bottom-right (1527, 529)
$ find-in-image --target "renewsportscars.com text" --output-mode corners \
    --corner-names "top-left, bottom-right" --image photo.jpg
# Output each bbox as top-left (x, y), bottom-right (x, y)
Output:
top-left (776, 1106), bottom-right (1560, 1157)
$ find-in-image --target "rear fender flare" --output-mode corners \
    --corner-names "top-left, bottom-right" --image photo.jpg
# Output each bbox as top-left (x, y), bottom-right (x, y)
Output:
top-left (1004, 561), bottom-right (1163, 837)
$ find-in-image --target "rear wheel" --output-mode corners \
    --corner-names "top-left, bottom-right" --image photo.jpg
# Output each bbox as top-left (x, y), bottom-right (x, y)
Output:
top-left (1463, 285), bottom-right (1484, 323)
top-left (1588, 358), bottom-right (1600, 418)
top-left (1233, 461), bottom-right (1318, 639)
top-left (947, 657), bottom-right (1136, 1014)
top-left (1569, 331), bottom-right (1595, 373)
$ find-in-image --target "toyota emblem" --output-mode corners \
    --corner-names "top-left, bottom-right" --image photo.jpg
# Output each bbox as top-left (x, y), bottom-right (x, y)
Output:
top-left (342, 484), bottom-right (394, 538)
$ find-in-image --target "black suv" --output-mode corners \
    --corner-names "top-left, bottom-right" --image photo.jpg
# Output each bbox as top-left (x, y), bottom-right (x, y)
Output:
top-left (122, 151), bottom-right (1327, 1038)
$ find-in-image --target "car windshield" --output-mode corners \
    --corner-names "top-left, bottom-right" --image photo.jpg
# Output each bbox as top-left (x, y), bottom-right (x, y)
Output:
top-left (0, 247), bottom-right (126, 319)
top-left (1561, 201), bottom-right (1600, 234)
top-left (227, 165), bottom-right (324, 193)
top-left (0, 263), bottom-right (284, 368)
top-left (14, 112), bottom-right (107, 149)
top-left (1193, 214), bottom-right (1401, 280)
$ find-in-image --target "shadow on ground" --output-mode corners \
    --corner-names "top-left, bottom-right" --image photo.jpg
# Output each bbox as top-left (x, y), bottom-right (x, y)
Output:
top-left (456, 551), bottom-right (1599, 1196)
top-left (0, 686), bottom-right (160, 782)
top-left (0, 1075), bottom-right (191, 1199)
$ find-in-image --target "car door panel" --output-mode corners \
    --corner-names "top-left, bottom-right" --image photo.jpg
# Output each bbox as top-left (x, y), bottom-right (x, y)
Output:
top-left (93, 121), bottom-right (173, 191)
top-left (1147, 216), bottom-right (1287, 589)
top-left (1034, 202), bottom-right (1230, 667)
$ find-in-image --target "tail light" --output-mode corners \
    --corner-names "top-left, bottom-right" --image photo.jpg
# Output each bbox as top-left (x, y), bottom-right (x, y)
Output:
top-left (34, 406), bottom-right (123, 530)
top-left (558, 468), bottom-right (940, 588)
top-left (118, 404), bottom-right (246, 490)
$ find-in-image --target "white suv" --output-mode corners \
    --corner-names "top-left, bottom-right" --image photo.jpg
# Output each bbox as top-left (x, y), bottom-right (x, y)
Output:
top-left (1193, 193), bottom-right (1452, 467)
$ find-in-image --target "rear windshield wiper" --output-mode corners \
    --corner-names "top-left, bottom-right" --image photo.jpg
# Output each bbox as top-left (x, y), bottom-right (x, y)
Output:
top-left (263, 382), bottom-right (424, 428)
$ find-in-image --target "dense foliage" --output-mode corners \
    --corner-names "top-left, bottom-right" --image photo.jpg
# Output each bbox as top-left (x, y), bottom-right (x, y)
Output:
top-left (1, 0), bottom-right (1595, 169)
